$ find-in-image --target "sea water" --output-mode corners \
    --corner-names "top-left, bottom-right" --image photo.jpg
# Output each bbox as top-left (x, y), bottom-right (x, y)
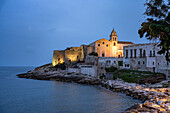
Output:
top-left (0, 67), bottom-right (140, 113)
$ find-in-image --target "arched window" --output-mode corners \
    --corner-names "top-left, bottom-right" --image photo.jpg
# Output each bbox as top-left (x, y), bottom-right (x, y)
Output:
top-left (106, 60), bottom-right (111, 64)
top-left (113, 42), bottom-right (116, 46)
top-left (115, 37), bottom-right (116, 41)
top-left (102, 53), bottom-right (105, 57)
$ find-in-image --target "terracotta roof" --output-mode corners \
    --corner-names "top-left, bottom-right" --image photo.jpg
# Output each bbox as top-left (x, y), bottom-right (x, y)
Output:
top-left (118, 41), bottom-right (134, 44)
top-left (95, 38), bottom-right (110, 42)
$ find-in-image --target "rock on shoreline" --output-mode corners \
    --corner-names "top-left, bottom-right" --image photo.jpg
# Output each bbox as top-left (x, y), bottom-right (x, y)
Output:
top-left (17, 64), bottom-right (170, 112)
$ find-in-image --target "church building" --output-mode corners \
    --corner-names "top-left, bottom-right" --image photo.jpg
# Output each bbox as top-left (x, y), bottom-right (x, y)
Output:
top-left (52, 29), bottom-right (134, 66)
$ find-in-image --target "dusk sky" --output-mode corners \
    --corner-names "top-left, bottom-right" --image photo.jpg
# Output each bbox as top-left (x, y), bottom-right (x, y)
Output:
top-left (0, 0), bottom-right (152, 66)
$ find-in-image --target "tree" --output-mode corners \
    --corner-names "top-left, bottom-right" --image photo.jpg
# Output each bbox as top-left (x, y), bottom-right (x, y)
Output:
top-left (138, 0), bottom-right (170, 62)
top-left (89, 52), bottom-right (98, 56)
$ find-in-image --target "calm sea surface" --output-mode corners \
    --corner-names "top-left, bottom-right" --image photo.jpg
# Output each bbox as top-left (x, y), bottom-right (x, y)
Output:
top-left (0, 67), bottom-right (141, 113)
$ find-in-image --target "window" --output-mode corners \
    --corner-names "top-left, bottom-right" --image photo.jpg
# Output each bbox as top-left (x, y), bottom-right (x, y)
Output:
top-left (143, 50), bottom-right (146, 57)
top-left (106, 60), bottom-right (111, 64)
top-left (153, 50), bottom-right (155, 57)
top-left (134, 49), bottom-right (137, 58)
top-left (118, 55), bottom-right (120, 58)
top-left (113, 42), bottom-right (116, 46)
top-left (138, 61), bottom-right (140, 65)
top-left (102, 53), bottom-right (105, 57)
top-left (140, 49), bottom-right (142, 58)
top-left (58, 58), bottom-right (60, 61)
top-left (98, 44), bottom-right (100, 46)
top-left (143, 61), bottom-right (145, 64)
top-left (126, 50), bottom-right (128, 58)
top-left (150, 51), bottom-right (152, 57)
top-left (106, 44), bottom-right (108, 47)
top-left (103, 42), bottom-right (105, 44)
top-left (115, 37), bottom-right (116, 41)
top-left (114, 61), bottom-right (116, 63)
top-left (130, 49), bottom-right (133, 58)
top-left (153, 62), bottom-right (154, 65)
top-left (77, 56), bottom-right (79, 59)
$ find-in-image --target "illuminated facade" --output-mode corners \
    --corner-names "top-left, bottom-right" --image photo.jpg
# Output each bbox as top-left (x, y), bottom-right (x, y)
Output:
top-left (52, 29), bottom-right (134, 66)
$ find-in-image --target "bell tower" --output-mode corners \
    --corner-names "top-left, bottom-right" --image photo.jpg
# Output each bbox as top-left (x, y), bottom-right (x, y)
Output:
top-left (110, 28), bottom-right (118, 42)
top-left (109, 28), bottom-right (118, 57)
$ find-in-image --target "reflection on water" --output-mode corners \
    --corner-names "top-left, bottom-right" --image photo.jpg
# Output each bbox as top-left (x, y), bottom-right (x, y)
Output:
top-left (0, 67), bottom-right (140, 113)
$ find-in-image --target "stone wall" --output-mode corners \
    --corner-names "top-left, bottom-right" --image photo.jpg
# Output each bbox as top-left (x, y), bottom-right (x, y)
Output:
top-left (52, 50), bottom-right (65, 66)
top-left (67, 68), bottom-right (81, 74)
top-left (98, 57), bottom-right (117, 67)
top-left (85, 56), bottom-right (98, 65)
top-left (65, 47), bottom-right (84, 63)
top-left (79, 65), bottom-right (97, 77)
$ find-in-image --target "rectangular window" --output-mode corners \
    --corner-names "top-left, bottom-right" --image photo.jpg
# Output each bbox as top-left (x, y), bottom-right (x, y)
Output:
top-left (153, 50), bottom-right (155, 57)
top-left (140, 49), bottom-right (142, 58)
top-left (134, 49), bottom-right (137, 58)
top-left (150, 51), bottom-right (152, 57)
top-left (130, 49), bottom-right (133, 58)
top-left (126, 50), bottom-right (128, 58)
top-left (138, 61), bottom-right (140, 65)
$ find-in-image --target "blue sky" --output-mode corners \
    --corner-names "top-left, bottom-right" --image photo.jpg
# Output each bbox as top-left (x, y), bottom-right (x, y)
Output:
top-left (0, 0), bottom-right (151, 66)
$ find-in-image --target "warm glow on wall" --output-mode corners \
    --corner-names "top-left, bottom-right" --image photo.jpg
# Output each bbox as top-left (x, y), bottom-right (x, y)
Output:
top-left (68, 55), bottom-right (78, 62)
top-left (52, 58), bottom-right (64, 66)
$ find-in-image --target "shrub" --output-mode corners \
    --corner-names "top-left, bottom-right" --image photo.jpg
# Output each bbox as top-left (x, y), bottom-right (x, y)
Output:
top-left (118, 61), bottom-right (123, 66)
top-left (99, 74), bottom-right (105, 79)
top-left (105, 66), bottom-right (118, 72)
top-left (89, 52), bottom-right (98, 56)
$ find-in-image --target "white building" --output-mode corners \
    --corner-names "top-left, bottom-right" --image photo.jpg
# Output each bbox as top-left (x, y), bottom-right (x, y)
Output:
top-left (123, 43), bottom-right (170, 78)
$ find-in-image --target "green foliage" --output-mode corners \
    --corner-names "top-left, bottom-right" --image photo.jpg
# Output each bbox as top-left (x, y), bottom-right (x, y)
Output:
top-left (112, 69), bottom-right (164, 84)
top-left (89, 52), bottom-right (98, 56)
top-left (118, 61), bottom-right (123, 66)
top-left (105, 66), bottom-right (118, 72)
top-left (138, 0), bottom-right (170, 62)
top-left (99, 74), bottom-right (105, 79)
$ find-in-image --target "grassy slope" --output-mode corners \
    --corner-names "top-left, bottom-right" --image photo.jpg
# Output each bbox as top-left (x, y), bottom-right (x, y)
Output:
top-left (107, 68), bottom-right (166, 84)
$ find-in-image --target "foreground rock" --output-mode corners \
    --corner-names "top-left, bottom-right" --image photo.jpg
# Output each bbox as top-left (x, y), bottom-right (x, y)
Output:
top-left (17, 69), bottom-right (102, 85)
top-left (17, 64), bottom-right (170, 113)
